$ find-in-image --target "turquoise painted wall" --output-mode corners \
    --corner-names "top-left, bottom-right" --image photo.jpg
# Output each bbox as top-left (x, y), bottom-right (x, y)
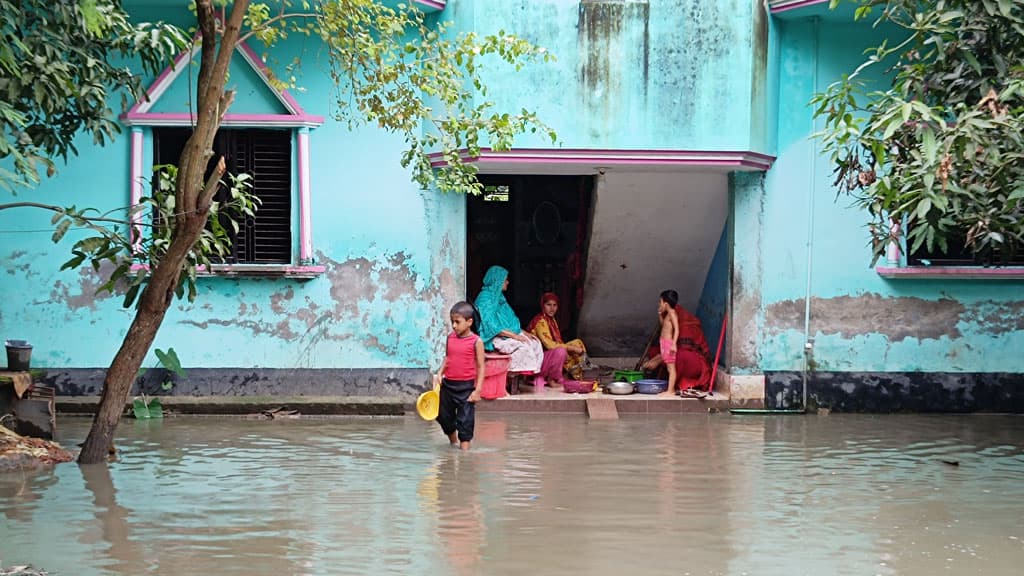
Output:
top-left (696, 224), bottom-right (729, 367)
top-left (0, 6), bottom-right (464, 371)
top-left (442, 0), bottom-right (769, 152)
top-left (744, 15), bottom-right (1024, 373)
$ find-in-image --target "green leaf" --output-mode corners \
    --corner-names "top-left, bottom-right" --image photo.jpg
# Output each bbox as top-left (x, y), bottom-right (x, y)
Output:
top-left (155, 347), bottom-right (185, 377)
top-left (916, 197), bottom-right (932, 220)
top-left (900, 102), bottom-right (913, 123)
top-left (962, 50), bottom-right (982, 75)
top-left (132, 397), bottom-right (151, 419)
top-left (51, 219), bottom-right (71, 243)
top-left (922, 129), bottom-right (937, 164)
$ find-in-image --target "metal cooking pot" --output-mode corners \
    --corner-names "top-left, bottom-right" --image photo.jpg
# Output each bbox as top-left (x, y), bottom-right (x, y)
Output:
top-left (604, 381), bottom-right (635, 395)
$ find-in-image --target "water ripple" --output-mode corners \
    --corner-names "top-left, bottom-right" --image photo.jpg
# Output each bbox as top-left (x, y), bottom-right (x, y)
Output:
top-left (1, 414), bottom-right (1023, 575)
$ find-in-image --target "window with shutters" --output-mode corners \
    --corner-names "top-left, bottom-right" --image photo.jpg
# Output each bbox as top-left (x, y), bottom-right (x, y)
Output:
top-left (908, 230), bottom-right (1024, 267)
top-left (153, 127), bottom-right (292, 264)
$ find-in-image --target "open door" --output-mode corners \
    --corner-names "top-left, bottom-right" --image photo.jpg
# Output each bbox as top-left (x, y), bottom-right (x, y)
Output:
top-left (467, 175), bottom-right (594, 339)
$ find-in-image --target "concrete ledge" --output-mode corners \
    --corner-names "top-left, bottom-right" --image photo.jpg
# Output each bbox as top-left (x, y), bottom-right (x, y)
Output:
top-left (727, 373), bottom-right (765, 409)
top-left (475, 389), bottom-right (730, 415)
top-left (57, 396), bottom-right (410, 417)
top-left (37, 368), bottom-right (430, 398)
top-left (765, 371), bottom-right (1024, 413)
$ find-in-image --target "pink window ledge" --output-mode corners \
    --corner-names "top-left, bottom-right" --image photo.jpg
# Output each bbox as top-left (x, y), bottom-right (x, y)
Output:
top-left (130, 263), bottom-right (325, 280)
top-left (876, 266), bottom-right (1024, 280)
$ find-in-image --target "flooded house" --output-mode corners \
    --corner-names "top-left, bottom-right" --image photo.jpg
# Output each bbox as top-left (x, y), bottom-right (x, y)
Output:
top-left (1, 0), bottom-right (1021, 413)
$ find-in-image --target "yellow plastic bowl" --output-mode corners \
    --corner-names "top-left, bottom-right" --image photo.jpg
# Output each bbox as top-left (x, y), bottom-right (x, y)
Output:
top-left (416, 388), bottom-right (440, 421)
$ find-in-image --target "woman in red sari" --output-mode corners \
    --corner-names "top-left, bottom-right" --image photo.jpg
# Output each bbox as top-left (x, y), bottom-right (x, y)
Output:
top-left (641, 305), bottom-right (712, 396)
top-left (527, 292), bottom-right (588, 382)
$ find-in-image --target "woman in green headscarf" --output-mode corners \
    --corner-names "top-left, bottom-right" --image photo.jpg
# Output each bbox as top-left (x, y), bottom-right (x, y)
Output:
top-left (473, 266), bottom-right (546, 382)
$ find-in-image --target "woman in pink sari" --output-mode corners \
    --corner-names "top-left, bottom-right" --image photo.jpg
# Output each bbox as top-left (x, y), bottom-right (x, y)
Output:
top-left (527, 292), bottom-right (588, 383)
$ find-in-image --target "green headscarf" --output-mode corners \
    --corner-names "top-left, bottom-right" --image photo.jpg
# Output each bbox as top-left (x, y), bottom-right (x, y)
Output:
top-left (473, 265), bottom-right (522, 350)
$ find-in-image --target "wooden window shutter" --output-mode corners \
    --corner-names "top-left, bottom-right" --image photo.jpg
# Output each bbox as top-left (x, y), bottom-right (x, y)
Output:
top-left (225, 129), bottom-right (292, 264)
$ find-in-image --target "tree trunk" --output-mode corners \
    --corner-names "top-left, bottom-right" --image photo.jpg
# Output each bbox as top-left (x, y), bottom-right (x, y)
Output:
top-left (77, 218), bottom-right (206, 464)
top-left (77, 0), bottom-right (247, 464)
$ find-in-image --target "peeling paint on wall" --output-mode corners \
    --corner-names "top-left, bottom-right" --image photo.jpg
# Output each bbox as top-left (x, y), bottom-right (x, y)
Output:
top-left (766, 293), bottom-right (967, 342)
top-left (729, 172), bottom-right (765, 370)
top-left (170, 246), bottom-right (460, 367)
top-left (958, 300), bottom-right (1024, 335)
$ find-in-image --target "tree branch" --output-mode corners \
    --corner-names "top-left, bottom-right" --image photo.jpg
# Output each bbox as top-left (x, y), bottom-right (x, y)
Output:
top-left (237, 12), bottom-right (319, 45)
top-left (0, 201), bottom-right (137, 226)
top-left (198, 156), bottom-right (226, 212)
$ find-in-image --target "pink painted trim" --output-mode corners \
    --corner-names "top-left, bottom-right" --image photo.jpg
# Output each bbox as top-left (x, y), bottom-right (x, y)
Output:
top-left (297, 132), bottom-right (313, 263)
top-left (127, 36), bottom-right (315, 122)
top-left (130, 130), bottom-right (144, 251)
top-left (130, 263), bottom-right (327, 277)
top-left (770, 0), bottom-right (829, 13)
top-left (427, 147), bottom-right (775, 160)
top-left (414, 0), bottom-right (446, 10)
top-left (235, 41), bottom-right (306, 115)
top-left (876, 266), bottom-right (1024, 280)
top-left (130, 42), bottom-right (200, 114)
top-left (427, 148), bottom-right (775, 170)
top-left (121, 112), bottom-right (324, 127)
top-left (885, 221), bottom-right (901, 265)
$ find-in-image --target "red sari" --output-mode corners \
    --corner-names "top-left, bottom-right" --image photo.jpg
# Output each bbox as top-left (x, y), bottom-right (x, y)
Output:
top-left (643, 305), bottom-right (712, 391)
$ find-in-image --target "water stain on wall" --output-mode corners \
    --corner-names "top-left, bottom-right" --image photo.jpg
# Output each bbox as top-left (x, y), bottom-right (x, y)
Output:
top-left (577, 0), bottom-right (650, 141)
top-left (750, 0), bottom-right (769, 146)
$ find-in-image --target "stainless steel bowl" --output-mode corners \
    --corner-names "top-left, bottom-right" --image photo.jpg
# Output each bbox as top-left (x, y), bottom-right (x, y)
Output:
top-left (604, 381), bottom-right (635, 395)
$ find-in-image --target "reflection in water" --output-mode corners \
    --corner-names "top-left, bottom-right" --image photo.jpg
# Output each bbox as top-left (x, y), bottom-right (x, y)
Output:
top-left (79, 463), bottom-right (148, 574)
top-left (0, 414), bottom-right (1022, 575)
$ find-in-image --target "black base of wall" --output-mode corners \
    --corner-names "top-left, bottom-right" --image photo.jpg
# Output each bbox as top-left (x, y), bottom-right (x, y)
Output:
top-left (38, 368), bottom-right (430, 397)
top-left (765, 371), bottom-right (1024, 413)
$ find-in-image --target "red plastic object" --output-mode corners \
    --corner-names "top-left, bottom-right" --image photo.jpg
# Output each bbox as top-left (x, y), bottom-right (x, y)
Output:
top-left (562, 380), bottom-right (596, 394)
top-left (708, 313), bottom-right (727, 396)
top-left (481, 353), bottom-right (511, 400)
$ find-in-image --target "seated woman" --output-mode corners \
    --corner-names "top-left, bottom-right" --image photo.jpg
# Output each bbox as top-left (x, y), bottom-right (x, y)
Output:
top-left (474, 266), bottom-right (556, 388)
top-left (528, 292), bottom-right (588, 382)
top-left (641, 304), bottom-right (713, 396)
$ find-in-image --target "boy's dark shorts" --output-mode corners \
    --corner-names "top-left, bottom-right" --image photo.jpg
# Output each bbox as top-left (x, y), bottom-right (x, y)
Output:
top-left (437, 378), bottom-right (476, 442)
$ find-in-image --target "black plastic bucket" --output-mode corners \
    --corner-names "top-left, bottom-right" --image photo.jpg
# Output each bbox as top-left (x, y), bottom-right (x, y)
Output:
top-left (5, 339), bottom-right (32, 371)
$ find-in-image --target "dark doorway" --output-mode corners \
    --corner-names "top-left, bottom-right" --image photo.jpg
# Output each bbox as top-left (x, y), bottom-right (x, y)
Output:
top-left (467, 175), bottom-right (594, 340)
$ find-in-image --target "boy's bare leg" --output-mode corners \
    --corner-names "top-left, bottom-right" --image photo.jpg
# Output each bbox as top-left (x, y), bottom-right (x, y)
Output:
top-left (460, 440), bottom-right (471, 451)
top-left (447, 431), bottom-right (459, 446)
top-left (660, 364), bottom-right (678, 396)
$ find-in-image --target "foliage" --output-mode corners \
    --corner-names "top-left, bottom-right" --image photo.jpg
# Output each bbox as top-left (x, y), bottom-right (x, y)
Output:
top-left (132, 395), bottom-right (164, 419)
top-left (233, 0), bottom-right (558, 194)
top-left (0, 0), bottom-right (188, 190)
top-left (136, 347), bottom-right (187, 392)
top-left (155, 347), bottom-right (186, 379)
top-left (0, 0), bottom-right (556, 462)
top-left (811, 0), bottom-right (1024, 265)
top-left (33, 0), bottom-right (556, 307)
top-left (316, 1), bottom-right (557, 194)
top-left (49, 164), bottom-right (258, 306)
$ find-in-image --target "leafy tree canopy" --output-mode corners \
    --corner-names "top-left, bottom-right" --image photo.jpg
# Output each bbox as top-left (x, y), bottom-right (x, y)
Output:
top-left (0, 0), bottom-right (558, 463)
top-left (0, 0), bottom-right (187, 190)
top-left (812, 0), bottom-right (1024, 265)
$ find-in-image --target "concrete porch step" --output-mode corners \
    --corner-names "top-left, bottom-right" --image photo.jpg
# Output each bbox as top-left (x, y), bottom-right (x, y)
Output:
top-left (476, 384), bottom-right (729, 415)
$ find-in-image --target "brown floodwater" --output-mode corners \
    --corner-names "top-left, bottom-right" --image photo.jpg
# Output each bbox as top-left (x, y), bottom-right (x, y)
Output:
top-left (1, 414), bottom-right (1022, 575)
